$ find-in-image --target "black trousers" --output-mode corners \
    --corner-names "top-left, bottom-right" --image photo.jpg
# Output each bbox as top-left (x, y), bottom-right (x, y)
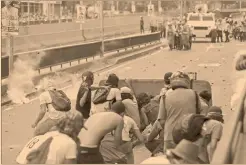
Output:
top-left (78, 146), bottom-right (105, 164)
top-left (217, 30), bottom-right (223, 42)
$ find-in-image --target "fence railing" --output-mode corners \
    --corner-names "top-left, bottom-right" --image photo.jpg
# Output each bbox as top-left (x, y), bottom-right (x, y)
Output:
top-left (1, 32), bottom-right (161, 79)
top-left (211, 83), bottom-right (246, 164)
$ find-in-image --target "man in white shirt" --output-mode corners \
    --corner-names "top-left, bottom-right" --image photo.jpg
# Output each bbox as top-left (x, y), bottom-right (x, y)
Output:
top-left (120, 115), bottom-right (144, 163)
top-left (32, 79), bottom-right (67, 136)
top-left (46, 112), bottom-right (83, 164)
top-left (90, 74), bottom-right (122, 115)
top-left (17, 112), bottom-right (83, 164)
top-left (120, 87), bottom-right (141, 128)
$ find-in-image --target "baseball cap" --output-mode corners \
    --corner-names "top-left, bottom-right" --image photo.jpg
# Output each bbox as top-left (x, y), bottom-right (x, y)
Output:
top-left (120, 87), bottom-right (132, 94)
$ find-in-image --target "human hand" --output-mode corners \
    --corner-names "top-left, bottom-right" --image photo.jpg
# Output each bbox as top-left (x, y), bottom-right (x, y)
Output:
top-left (31, 123), bottom-right (37, 128)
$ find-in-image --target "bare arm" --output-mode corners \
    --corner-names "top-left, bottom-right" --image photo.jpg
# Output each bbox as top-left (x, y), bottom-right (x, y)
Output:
top-left (114, 119), bottom-right (124, 147)
top-left (147, 120), bottom-right (163, 142)
top-left (209, 124), bottom-right (223, 161)
top-left (140, 107), bottom-right (149, 126)
top-left (133, 129), bottom-right (145, 143)
top-left (79, 90), bottom-right (88, 107)
top-left (32, 104), bottom-right (46, 128)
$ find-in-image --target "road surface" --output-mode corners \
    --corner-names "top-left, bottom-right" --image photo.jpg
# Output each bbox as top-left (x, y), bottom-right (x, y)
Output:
top-left (1, 15), bottom-right (150, 55)
top-left (2, 40), bottom-right (245, 164)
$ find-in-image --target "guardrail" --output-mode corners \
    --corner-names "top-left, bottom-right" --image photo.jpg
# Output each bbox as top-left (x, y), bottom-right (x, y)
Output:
top-left (211, 83), bottom-right (246, 164)
top-left (1, 23), bottom-right (147, 55)
top-left (1, 32), bottom-right (161, 79)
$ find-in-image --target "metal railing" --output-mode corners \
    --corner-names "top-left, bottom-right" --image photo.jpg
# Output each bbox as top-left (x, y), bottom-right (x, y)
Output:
top-left (1, 23), bottom-right (150, 55)
top-left (1, 32), bottom-right (161, 79)
top-left (211, 82), bottom-right (246, 164)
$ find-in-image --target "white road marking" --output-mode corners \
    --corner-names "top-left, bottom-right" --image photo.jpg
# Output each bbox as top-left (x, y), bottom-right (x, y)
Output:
top-left (198, 63), bottom-right (221, 67)
top-left (206, 44), bottom-right (225, 52)
top-left (3, 51), bottom-right (161, 112)
top-left (236, 43), bottom-right (245, 46)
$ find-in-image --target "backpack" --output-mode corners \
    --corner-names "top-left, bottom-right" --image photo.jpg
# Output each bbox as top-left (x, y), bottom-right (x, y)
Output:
top-left (172, 114), bottom-right (210, 145)
top-left (48, 90), bottom-right (71, 112)
top-left (92, 87), bottom-right (111, 104)
top-left (16, 134), bottom-right (54, 164)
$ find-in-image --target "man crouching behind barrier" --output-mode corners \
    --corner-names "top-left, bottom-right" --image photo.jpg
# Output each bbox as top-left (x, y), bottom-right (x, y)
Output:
top-left (77, 101), bottom-right (125, 164)
top-left (152, 71), bottom-right (202, 154)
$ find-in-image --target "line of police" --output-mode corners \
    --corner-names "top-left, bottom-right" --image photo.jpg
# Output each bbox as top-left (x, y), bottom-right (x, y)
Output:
top-left (210, 16), bottom-right (246, 43)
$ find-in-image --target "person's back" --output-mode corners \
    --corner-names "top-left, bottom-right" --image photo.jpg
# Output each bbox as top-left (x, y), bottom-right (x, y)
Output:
top-left (122, 99), bottom-right (141, 128)
top-left (46, 131), bottom-right (77, 164)
top-left (91, 87), bottom-right (121, 115)
top-left (79, 112), bottom-right (122, 146)
top-left (164, 88), bottom-right (199, 144)
top-left (143, 96), bottom-right (160, 125)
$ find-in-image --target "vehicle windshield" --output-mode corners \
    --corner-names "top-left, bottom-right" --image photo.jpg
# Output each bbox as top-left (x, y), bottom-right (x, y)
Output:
top-left (202, 16), bottom-right (214, 21)
top-left (188, 15), bottom-right (200, 21)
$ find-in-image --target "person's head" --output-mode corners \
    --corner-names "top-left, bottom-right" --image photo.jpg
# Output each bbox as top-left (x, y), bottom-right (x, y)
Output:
top-left (41, 78), bottom-right (55, 91)
top-left (164, 72), bottom-right (173, 85)
top-left (140, 16), bottom-right (143, 20)
top-left (136, 93), bottom-right (151, 109)
top-left (111, 101), bottom-right (125, 117)
top-left (105, 73), bottom-right (119, 88)
top-left (170, 71), bottom-right (191, 90)
top-left (120, 87), bottom-right (134, 100)
top-left (55, 112), bottom-right (84, 144)
top-left (199, 90), bottom-right (212, 104)
top-left (82, 71), bottom-right (94, 86)
top-left (4, 0), bottom-right (12, 7)
top-left (167, 139), bottom-right (202, 164)
top-left (207, 106), bottom-right (224, 123)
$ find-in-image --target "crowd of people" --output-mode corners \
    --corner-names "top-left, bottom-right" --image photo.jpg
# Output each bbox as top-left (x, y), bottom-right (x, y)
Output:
top-left (210, 15), bottom-right (246, 43)
top-left (16, 70), bottom-right (225, 164)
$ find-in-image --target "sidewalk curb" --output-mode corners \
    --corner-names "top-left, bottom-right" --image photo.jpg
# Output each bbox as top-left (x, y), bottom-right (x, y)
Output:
top-left (2, 42), bottom-right (166, 107)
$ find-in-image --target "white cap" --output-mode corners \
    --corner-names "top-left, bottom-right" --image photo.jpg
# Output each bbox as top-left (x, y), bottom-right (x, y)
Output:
top-left (120, 87), bottom-right (132, 94)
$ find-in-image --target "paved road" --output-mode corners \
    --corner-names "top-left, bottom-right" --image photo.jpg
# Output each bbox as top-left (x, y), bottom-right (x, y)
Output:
top-left (2, 40), bottom-right (245, 164)
top-left (1, 15), bottom-right (150, 55)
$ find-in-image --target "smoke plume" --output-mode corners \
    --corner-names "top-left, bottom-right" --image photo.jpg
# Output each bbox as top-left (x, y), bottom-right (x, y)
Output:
top-left (7, 51), bottom-right (45, 104)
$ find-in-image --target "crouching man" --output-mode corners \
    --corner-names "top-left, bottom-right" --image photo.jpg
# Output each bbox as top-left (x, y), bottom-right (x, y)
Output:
top-left (77, 101), bottom-right (125, 164)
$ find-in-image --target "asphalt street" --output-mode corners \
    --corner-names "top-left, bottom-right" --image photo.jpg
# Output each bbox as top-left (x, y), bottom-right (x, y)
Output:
top-left (1, 40), bottom-right (245, 164)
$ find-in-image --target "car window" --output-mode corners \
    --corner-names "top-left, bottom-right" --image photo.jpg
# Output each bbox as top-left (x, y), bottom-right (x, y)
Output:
top-left (188, 15), bottom-right (200, 21)
top-left (202, 16), bottom-right (214, 21)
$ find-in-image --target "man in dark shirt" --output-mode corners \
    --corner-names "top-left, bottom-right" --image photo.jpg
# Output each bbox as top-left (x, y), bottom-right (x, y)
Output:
top-left (76, 71), bottom-right (94, 120)
top-left (140, 16), bottom-right (144, 34)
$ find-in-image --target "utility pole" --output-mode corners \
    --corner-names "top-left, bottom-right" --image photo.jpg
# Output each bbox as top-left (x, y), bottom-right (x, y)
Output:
top-left (180, 0), bottom-right (183, 19)
top-left (6, 34), bottom-right (14, 75)
top-left (100, 0), bottom-right (105, 57)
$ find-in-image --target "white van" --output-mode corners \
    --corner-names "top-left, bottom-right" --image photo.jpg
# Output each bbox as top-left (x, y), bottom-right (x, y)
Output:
top-left (187, 12), bottom-right (216, 38)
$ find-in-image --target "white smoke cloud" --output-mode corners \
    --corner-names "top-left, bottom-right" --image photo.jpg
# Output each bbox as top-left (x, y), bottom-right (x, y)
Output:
top-left (7, 51), bottom-right (45, 104)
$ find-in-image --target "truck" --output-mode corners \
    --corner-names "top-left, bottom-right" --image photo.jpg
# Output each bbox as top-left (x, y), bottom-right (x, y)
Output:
top-left (186, 4), bottom-right (216, 39)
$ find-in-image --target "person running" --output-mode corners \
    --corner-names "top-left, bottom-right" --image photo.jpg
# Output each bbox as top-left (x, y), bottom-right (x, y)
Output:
top-left (77, 101), bottom-right (125, 164)
top-left (91, 73), bottom-right (122, 115)
top-left (76, 71), bottom-right (94, 120)
top-left (120, 87), bottom-right (141, 128)
top-left (32, 79), bottom-right (69, 136)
